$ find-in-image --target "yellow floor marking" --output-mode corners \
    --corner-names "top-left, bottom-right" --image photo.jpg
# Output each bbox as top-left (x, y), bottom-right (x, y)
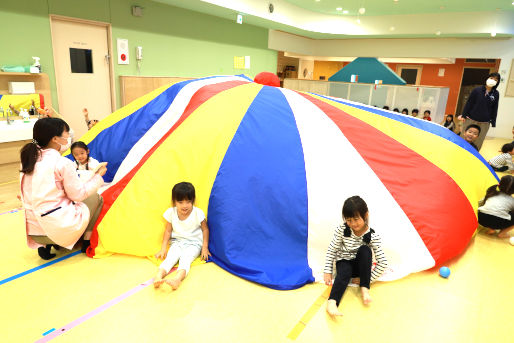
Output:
top-left (287, 286), bottom-right (331, 340)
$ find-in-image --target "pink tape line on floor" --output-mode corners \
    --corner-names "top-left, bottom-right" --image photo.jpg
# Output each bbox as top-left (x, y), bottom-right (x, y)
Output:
top-left (34, 268), bottom-right (176, 342)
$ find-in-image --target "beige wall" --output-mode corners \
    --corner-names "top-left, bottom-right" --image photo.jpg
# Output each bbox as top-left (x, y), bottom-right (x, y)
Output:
top-left (269, 30), bottom-right (514, 139)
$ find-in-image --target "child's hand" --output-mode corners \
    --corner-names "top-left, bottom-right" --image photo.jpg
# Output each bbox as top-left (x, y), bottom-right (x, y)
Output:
top-left (351, 277), bottom-right (360, 285)
top-left (155, 249), bottom-right (167, 260)
top-left (324, 273), bottom-right (332, 285)
top-left (94, 162), bottom-right (108, 177)
top-left (82, 108), bottom-right (89, 116)
top-left (201, 246), bottom-right (211, 261)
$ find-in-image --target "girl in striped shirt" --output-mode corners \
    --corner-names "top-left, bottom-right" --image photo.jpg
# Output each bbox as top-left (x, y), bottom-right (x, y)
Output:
top-left (488, 143), bottom-right (514, 173)
top-left (324, 196), bottom-right (388, 316)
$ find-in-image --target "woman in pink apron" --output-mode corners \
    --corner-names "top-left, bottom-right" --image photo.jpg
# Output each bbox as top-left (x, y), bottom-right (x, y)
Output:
top-left (19, 118), bottom-right (107, 259)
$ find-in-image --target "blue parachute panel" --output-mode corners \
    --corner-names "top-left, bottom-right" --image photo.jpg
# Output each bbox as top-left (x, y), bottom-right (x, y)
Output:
top-left (208, 86), bottom-right (313, 290)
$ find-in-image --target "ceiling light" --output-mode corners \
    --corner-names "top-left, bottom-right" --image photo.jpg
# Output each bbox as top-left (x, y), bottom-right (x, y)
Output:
top-left (394, 0), bottom-right (399, 2)
top-left (491, 32), bottom-right (497, 37)
top-left (359, 7), bottom-right (366, 14)
top-left (356, 18), bottom-right (361, 24)
top-left (315, 0), bottom-right (320, 2)
top-left (389, 26), bottom-right (395, 31)
top-left (343, 10), bottom-right (349, 14)
top-left (435, 31), bottom-right (441, 36)
top-left (336, 7), bottom-right (342, 11)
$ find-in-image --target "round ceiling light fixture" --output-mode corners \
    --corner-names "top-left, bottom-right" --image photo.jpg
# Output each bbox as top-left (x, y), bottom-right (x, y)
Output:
top-left (359, 7), bottom-right (366, 14)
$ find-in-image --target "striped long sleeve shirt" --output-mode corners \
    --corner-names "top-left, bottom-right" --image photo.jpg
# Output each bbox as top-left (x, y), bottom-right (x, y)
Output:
top-left (324, 225), bottom-right (388, 283)
top-left (489, 153), bottom-right (514, 171)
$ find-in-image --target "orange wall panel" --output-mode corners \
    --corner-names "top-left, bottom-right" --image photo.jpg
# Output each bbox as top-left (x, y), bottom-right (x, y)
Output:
top-left (311, 59), bottom-right (497, 115)
top-left (313, 61), bottom-right (345, 80)
top-left (386, 59), bottom-right (496, 115)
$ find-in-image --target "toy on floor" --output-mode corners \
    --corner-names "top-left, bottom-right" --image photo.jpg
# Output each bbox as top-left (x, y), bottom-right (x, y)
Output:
top-left (439, 266), bottom-right (451, 278)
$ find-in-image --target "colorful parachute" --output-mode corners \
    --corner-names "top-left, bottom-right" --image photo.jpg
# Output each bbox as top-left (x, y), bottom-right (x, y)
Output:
top-left (67, 75), bottom-right (498, 290)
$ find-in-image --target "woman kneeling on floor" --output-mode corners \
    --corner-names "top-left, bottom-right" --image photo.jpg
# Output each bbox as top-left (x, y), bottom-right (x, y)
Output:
top-left (19, 118), bottom-right (107, 259)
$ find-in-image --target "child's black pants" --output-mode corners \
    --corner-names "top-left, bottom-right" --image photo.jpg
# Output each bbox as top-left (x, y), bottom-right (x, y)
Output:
top-left (329, 245), bottom-right (372, 306)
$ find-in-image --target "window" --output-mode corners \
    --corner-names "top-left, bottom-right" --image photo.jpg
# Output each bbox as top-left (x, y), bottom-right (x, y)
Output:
top-left (69, 48), bottom-right (93, 73)
top-left (396, 65), bottom-right (422, 85)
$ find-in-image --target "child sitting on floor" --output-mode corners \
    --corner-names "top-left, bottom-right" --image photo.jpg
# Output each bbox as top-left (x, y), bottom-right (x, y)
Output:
top-left (489, 143), bottom-right (514, 173)
top-left (324, 196), bottom-right (388, 316)
top-left (478, 175), bottom-right (514, 239)
top-left (154, 182), bottom-right (211, 290)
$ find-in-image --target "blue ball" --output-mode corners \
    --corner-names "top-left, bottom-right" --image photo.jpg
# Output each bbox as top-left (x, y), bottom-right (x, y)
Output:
top-left (439, 266), bottom-right (451, 278)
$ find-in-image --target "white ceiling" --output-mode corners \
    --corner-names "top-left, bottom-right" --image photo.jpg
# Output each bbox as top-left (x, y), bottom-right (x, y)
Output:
top-left (154, 0), bottom-right (514, 39)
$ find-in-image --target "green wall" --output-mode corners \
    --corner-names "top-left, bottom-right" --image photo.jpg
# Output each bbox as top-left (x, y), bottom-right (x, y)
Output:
top-left (0, 0), bottom-right (277, 110)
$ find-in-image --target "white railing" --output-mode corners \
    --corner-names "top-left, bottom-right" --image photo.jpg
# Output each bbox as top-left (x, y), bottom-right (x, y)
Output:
top-left (283, 79), bottom-right (450, 124)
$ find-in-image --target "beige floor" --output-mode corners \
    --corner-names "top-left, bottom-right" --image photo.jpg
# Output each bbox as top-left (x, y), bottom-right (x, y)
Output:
top-left (0, 137), bottom-right (513, 343)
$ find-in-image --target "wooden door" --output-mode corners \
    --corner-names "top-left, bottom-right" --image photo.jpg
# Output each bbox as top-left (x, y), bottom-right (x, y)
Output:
top-left (51, 17), bottom-right (113, 139)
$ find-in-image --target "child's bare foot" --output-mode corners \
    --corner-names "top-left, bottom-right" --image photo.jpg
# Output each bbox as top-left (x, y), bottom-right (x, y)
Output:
top-left (361, 287), bottom-right (372, 305)
top-left (153, 277), bottom-right (165, 288)
top-left (485, 228), bottom-right (496, 235)
top-left (153, 269), bottom-right (166, 288)
top-left (326, 299), bottom-right (343, 316)
top-left (498, 232), bottom-right (511, 239)
top-left (165, 277), bottom-right (182, 290)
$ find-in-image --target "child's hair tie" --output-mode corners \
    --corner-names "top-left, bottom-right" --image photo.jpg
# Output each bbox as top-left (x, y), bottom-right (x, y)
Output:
top-left (343, 223), bottom-right (351, 237)
top-left (32, 139), bottom-right (39, 146)
top-left (363, 228), bottom-right (375, 244)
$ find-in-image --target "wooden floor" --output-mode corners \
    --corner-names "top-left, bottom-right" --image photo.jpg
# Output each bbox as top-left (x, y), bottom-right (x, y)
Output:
top-left (0, 162), bottom-right (21, 213)
top-left (1, 137), bottom-right (513, 342)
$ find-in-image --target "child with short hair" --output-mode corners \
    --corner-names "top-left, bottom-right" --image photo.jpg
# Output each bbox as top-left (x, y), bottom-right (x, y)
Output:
top-left (422, 110), bottom-right (432, 121)
top-left (411, 109), bottom-right (419, 117)
top-left (154, 182), bottom-right (211, 290)
top-left (71, 141), bottom-right (101, 181)
top-left (324, 196), bottom-right (388, 316)
top-left (478, 175), bottom-right (514, 239)
top-left (401, 108), bottom-right (409, 115)
top-left (462, 124), bottom-right (481, 151)
top-left (489, 143), bottom-right (514, 173)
